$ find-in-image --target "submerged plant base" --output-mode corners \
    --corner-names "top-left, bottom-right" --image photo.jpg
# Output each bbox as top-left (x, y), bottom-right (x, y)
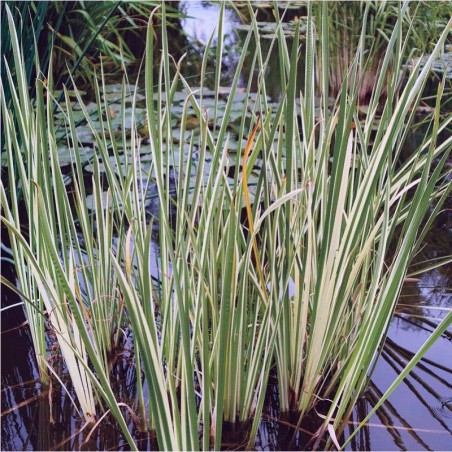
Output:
top-left (1, 322), bottom-right (327, 451)
top-left (217, 378), bottom-right (332, 451)
top-left (0, 292), bottom-right (328, 452)
top-left (254, 378), bottom-right (331, 451)
top-left (221, 420), bottom-right (253, 450)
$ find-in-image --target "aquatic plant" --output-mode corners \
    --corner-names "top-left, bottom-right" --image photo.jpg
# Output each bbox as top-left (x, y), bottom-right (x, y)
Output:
top-left (315, 1), bottom-right (452, 102)
top-left (1, 2), bottom-right (451, 450)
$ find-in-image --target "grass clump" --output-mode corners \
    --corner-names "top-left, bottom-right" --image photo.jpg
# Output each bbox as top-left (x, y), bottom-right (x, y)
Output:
top-left (1, 2), bottom-right (451, 450)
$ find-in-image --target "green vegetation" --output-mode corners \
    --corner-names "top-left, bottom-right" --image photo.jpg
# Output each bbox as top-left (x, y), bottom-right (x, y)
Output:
top-left (1, 2), bottom-right (451, 450)
top-left (316, 1), bottom-right (452, 101)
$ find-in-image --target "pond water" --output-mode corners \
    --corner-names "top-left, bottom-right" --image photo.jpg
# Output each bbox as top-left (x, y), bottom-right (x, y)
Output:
top-left (2, 248), bottom-right (451, 450)
top-left (1, 2), bottom-right (452, 450)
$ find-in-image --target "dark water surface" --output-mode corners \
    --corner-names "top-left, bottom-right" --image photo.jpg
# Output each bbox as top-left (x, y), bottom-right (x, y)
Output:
top-left (2, 2), bottom-right (452, 450)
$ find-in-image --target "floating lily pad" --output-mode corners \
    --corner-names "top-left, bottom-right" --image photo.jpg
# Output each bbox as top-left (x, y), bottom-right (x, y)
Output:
top-left (194, 87), bottom-right (218, 97)
top-left (229, 102), bottom-right (248, 113)
top-left (169, 104), bottom-right (196, 115)
top-left (71, 101), bottom-right (99, 113)
top-left (235, 19), bottom-right (308, 39)
top-left (104, 92), bottom-right (146, 103)
top-left (153, 91), bottom-right (189, 102)
top-left (100, 83), bottom-right (145, 102)
top-left (84, 160), bottom-right (122, 175)
top-left (171, 129), bottom-right (199, 143)
top-left (103, 83), bottom-right (136, 93)
top-left (85, 190), bottom-right (123, 211)
top-left (86, 179), bottom-right (162, 212)
top-left (246, 0), bottom-right (306, 9)
top-left (199, 98), bottom-right (227, 108)
top-left (52, 89), bottom-right (86, 99)
top-left (49, 83), bottom-right (305, 211)
top-left (57, 146), bottom-right (95, 166)
top-left (109, 107), bottom-right (146, 130)
top-left (225, 138), bottom-right (250, 152)
top-left (74, 126), bottom-right (94, 143)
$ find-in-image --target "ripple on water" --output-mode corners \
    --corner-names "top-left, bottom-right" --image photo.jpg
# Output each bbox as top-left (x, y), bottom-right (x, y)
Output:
top-left (429, 396), bottom-right (452, 420)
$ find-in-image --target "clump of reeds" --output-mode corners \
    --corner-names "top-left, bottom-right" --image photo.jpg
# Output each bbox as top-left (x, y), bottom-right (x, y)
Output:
top-left (1, 2), bottom-right (451, 450)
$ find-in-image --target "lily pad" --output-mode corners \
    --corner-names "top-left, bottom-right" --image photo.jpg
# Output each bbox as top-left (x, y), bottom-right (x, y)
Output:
top-left (75, 126), bottom-right (94, 143)
top-left (171, 129), bottom-right (199, 143)
top-left (57, 146), bottom-right (95, 166)
top-left (153, 91), bottom-right (189, 102)
top-left (225, 138), bottom-right (250, 152)
top-left (235, 19), bottom-right (308, 39)
top-left (104, 92), bottom-right (146, 103)
top-left (199, 98), bottom-right (227, 108)
top-left (85, 190), bottom-right (123, 211)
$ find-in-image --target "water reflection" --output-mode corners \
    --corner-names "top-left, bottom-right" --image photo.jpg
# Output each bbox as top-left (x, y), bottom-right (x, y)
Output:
top-left (5, 252), bottom-right (450, 450)
top-left (344, 223), bottom-right (452, 450)
top-left (182, 1), bottom-right (238, 46)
